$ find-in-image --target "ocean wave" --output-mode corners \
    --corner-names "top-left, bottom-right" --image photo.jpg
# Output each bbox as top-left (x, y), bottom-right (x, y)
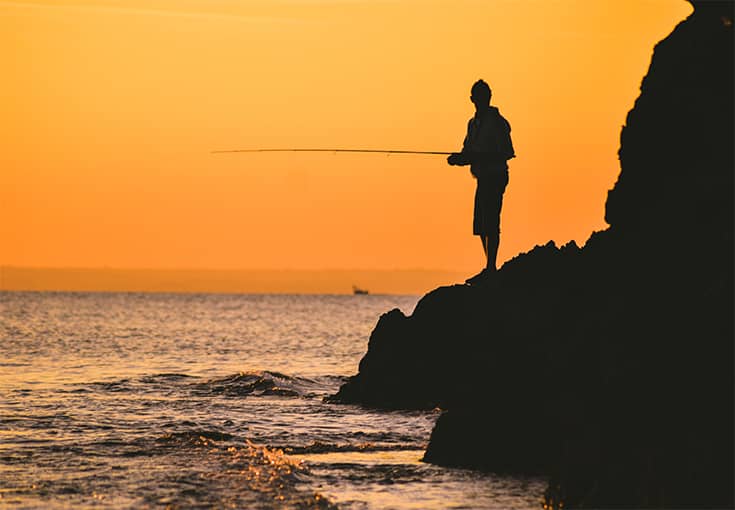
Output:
top-left (87, 378), bottom-right (133, 392)
top-left (154, 429), bottom-right (237, 446)
top-left (139, 373), bottom-right (197, 382)
top-left (83, 370), bottom-right (346, 399)
top-left (192, 370), bottom-right (343, 399)
top-left (198, 370), bottom-right (299, 396)
top-left (284, 440), bottom-right (414, 455)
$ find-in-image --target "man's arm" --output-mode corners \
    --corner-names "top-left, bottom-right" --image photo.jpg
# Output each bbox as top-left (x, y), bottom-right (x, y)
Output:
top-left (447, 151), bottom-right (507, 166)
top-left (447, 152), bottom-right (470, 166)
top-left (448, 119), bottom-right (474, 166)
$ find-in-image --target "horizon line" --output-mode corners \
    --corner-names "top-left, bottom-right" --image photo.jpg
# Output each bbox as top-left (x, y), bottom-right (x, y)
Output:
top-left (0, 265), bottom-right (470, 273)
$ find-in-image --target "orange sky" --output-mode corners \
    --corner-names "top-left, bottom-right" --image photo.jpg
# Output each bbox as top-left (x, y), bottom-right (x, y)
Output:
top-left (1, 0), bottom-right (692, 279)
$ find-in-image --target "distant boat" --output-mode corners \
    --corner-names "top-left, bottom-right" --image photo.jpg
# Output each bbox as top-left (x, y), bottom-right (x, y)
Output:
top-left (352, 285), bottom-right (369, 295)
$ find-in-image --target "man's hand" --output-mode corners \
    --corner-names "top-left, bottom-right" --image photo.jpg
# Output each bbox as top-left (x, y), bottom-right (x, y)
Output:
top-left (447, 153), bottom-right (468, 166)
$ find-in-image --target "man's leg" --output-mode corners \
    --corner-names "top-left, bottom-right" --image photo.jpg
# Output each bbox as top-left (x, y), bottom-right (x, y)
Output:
top-left (485, 231), bottom-right (500, 271)
top-left (467, 234), bottom-right (496, 285)
top-left (466, 236), bottom-right (487, 284)
top-left (485, 172), bottom-right (507, 272)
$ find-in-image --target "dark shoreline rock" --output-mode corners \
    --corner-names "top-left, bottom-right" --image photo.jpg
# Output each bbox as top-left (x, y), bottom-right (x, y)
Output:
top-left (330, 1), bottom-right (733, 508)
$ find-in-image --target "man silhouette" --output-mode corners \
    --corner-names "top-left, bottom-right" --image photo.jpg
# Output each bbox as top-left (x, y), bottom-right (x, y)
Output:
top-left (448, 79), bottom-right (515, 285)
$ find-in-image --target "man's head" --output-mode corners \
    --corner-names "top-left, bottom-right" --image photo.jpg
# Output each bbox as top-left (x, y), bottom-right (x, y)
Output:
top-left (470, 80), bottom-right (492, 109)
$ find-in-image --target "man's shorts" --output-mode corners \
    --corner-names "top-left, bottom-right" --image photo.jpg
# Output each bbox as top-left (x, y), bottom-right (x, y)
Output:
top-left (473, 171), bottom-right (509, 236)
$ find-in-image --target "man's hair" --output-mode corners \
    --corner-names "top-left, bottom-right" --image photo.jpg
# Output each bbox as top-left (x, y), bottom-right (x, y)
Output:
top-left (471, 80), bottom-right (492, 103)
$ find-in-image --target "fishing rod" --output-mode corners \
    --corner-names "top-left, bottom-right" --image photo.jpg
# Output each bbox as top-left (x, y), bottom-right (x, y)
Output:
top-left (211, 148), bottom-right (453, 155)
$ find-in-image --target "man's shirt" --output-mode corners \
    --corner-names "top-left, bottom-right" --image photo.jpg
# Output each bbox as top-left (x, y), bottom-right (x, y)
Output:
top-left (463, 106), bottom-right (515, 178)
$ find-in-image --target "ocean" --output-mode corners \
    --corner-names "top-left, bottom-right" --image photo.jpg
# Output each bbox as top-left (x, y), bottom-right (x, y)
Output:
top-left (0, 291), bottom-right (545, 509)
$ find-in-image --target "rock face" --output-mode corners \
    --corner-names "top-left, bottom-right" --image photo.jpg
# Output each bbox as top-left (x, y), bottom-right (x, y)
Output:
top-left (330, 2), bottom-right (733, 508)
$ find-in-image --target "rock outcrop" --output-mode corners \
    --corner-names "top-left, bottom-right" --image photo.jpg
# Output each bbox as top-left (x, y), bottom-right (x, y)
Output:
top-left (330, 2), bottom-right (733, 508)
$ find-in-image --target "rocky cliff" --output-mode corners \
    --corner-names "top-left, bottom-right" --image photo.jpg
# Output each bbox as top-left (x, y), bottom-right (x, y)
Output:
top-left (330, 2), bottom-right (733, 507)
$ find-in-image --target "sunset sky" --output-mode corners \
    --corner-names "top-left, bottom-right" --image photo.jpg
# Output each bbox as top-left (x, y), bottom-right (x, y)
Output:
top-left (1, 0), bottom-right (692, 291)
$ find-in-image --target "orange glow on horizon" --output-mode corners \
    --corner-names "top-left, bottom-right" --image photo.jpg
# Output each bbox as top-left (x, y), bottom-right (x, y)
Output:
top-left (1, 1), bottom-right (693, 283)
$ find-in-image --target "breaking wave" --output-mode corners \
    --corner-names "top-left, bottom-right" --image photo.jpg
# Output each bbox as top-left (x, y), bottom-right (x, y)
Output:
top-left (86, 370), bottom-right (347, 399)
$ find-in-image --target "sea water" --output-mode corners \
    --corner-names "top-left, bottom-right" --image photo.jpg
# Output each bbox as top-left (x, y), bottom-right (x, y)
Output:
top-left (0, 291), bottom-right (545, 509)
